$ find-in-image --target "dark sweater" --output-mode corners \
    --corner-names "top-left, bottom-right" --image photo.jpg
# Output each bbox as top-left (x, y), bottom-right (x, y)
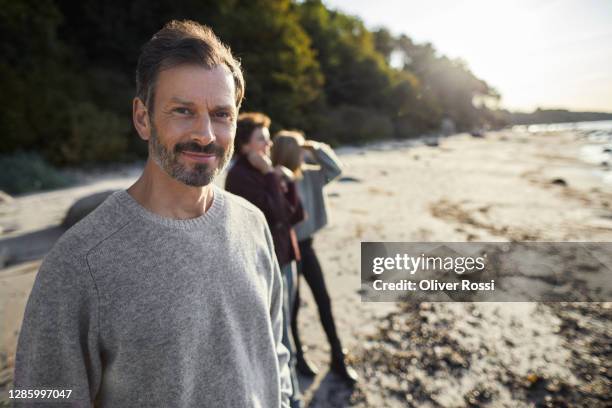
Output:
top-left (225, 155), bottom-right (303, 266)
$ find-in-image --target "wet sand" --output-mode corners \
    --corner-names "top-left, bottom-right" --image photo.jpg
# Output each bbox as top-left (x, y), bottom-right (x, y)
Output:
top-left (1, 130), bottom-right (611, 406)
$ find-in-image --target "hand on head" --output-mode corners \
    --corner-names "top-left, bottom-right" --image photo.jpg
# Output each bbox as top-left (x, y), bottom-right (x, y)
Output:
top-left (301, 140), bottom-right (320, 150)
top-left (246, 150), bottom-right (273, 174)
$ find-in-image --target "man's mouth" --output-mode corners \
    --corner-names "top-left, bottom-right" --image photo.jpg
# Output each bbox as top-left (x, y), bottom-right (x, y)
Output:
top-left (181, 151), bottom-right (218, 163)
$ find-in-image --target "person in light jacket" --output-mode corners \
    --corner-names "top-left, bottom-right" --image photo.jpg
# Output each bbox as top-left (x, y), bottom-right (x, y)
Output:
top-left (271, 130), bottom-right (358, 385)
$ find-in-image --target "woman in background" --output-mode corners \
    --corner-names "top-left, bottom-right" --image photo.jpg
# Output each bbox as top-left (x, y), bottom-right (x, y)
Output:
top-left (271, 131), bottom-right (358, 385)
top-left (226, 113), bottom-right (304, 408)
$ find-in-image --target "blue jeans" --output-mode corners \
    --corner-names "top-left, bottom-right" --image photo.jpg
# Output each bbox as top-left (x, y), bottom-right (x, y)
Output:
top-left (281, 262), bottom-right (302, 408)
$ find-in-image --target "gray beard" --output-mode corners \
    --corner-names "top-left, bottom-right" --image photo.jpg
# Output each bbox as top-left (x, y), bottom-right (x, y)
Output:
top-left (149, 127), bottom-right (233, 187)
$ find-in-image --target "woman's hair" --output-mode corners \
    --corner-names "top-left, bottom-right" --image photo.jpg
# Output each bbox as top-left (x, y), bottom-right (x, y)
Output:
top-left (271, 130), bottom-right (305, 177)
top-left (234, 112), bottom-right (271, 157)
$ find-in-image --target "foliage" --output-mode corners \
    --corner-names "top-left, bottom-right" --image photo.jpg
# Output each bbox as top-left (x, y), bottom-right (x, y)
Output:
top-left (0, 152), bottom-right (74, 194)
top-left (377, 33), bottom-right (501, 131)
top-left (322, 105), bottom-right (394, 145)
top-left (0, 0), bottom-right (506, 170)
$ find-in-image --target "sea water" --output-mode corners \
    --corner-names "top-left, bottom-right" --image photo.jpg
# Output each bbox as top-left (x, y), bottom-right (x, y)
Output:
top-left (512, 119), bottom-right (612, 135)
top-left (515, 120), bottom-right (612, 185)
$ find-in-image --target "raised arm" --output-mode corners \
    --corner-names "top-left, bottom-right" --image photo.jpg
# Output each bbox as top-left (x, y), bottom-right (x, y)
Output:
top-left (306, 142), bottom-right (343, 184)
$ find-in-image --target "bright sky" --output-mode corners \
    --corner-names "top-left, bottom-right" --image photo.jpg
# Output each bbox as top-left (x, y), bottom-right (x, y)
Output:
top-left (324, 0), bottom-right (612, 112)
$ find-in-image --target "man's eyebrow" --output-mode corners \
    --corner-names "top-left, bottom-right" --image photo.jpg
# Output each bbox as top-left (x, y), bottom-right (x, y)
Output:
top-left (168, 96), bottom-right (196, 105)
top-left (168, 98), bottom-right (235, 112)
top-left (213, 104), bottom-right (236, 112)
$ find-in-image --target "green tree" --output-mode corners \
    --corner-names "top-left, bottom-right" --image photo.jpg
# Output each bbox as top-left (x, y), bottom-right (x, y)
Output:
top-left (1, 0), bottom-right (505, 172)
top-left (215, 0), bottom-right (324, 132)
top-left (394, 34), bottom-right (500, 130)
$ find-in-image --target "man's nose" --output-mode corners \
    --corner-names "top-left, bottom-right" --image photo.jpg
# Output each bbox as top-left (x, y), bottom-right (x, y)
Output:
top-left (192, 114), bottom-right (215, 144)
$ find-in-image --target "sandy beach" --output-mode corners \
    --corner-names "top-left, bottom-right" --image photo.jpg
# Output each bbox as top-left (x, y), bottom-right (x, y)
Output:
top-left (1, 129), bottom-right (611, 406)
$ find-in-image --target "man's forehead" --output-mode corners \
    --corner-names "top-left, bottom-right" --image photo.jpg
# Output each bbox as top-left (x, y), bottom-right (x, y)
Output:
top-left (155, 64), bottom-right (236, 107)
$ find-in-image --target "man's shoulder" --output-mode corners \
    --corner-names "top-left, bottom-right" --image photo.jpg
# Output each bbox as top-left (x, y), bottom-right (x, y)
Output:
top-left (49, 191), bottom-right (133, 264)
top-left (219, 188), bottom-right (266, 224)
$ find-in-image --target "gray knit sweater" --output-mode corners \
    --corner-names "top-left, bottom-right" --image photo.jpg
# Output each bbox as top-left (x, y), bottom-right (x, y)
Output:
top-left (14, 185), bottom-right (291, 407)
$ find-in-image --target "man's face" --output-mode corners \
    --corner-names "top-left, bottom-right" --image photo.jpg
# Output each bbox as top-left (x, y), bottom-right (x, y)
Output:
top-left (144, 64), bottom-right (237, 186)
top-left (242, 126), bottom-right (272, 157)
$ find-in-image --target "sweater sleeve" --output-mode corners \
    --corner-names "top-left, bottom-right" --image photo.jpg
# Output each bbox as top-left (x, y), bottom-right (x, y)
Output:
top-left (13, 243), bottom-right (102, 406)
top-left (263, 224), bottom-right (292, 407)
top-left (311, 143), bottom-right (343, 184)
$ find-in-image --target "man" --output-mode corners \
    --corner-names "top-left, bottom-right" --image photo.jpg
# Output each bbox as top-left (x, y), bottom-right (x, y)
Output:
top-left (14, 20), bottom-right (292, 407)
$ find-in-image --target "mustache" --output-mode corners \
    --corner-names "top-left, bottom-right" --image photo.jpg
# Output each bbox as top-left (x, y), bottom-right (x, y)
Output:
top-left (174, 141), bottom-right (226, 156)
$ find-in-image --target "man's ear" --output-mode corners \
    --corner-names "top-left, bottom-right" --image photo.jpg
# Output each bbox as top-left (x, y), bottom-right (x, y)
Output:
top-left (133, 97), bottom-right (151, 141)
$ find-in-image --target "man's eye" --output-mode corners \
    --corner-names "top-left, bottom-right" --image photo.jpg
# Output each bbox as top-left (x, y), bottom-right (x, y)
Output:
top-left (173, 107), bottom-right (192, 115)
top-left (215, 111), bottom-right (232, 119)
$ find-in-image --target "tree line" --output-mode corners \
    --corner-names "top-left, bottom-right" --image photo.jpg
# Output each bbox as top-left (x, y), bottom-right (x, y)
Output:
top-left (1, 0), bottom-right (502, 167)
top-left (499, 109), bottom-right (612, 125)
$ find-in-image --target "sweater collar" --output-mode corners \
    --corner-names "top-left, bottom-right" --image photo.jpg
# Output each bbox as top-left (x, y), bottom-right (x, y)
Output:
top-left (113, 184), bottom-right (225, 230)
